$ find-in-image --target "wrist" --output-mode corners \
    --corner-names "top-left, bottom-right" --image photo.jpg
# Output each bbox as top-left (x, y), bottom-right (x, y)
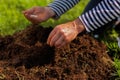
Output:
top-left (45, 7), bottom-right (56, 18)
top-left (73, 18), bottom-right (85, 34)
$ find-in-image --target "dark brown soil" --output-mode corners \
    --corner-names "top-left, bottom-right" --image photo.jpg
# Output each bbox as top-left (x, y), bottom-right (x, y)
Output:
top-left (0, 25), bottom-right (115, 80)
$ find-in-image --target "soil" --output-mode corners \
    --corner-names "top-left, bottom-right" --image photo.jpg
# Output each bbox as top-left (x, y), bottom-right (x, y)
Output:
top-left (0, 25), bottom-right (115, 80)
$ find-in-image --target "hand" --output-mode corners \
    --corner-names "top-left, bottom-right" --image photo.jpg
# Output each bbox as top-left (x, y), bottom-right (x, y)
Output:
top-left (47, 18), bottom-right (85, 48)
top-left (23, 6), bottom-right (55, 24)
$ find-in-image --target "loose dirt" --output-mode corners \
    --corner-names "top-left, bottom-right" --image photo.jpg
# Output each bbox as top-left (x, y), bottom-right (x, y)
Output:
top-left (0, 25), bottom-right (115, 80)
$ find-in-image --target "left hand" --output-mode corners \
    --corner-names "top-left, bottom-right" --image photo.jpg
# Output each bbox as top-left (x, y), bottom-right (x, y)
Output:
top-left (23, 6), bottom-right (55, 24)
top-left (47, 18), bottom-right (85, 48)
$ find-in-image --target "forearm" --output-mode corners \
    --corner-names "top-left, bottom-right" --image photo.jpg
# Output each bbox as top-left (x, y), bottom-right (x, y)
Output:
top-left (48, 0), bottom-right (80, 18)
top-left (79, 0), bottom-right (120, 32)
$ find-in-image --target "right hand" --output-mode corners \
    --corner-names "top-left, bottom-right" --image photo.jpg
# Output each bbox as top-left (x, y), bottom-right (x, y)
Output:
top-left (23, 6), bottom-right (55, 24)
top-left (47, 18), bottom-right (85, 48)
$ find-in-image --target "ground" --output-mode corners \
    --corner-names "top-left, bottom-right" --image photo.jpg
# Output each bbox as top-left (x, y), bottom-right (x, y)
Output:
top-left (0, 25), bottom-right (115, 80)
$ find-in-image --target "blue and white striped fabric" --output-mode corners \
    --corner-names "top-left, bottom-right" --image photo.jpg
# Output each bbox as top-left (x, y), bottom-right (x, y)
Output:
top-left (49, 0), bottom-right (120, 32)
top-left (49, 0), bottom-right (80, 18)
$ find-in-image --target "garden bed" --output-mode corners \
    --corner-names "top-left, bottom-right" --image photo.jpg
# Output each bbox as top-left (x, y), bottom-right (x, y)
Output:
top-left (0, 25), bottom-right (115, 80)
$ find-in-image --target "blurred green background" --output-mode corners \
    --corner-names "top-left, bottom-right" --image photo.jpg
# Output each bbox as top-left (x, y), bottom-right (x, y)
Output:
top-left (0, 0), bottom-right (88, 35)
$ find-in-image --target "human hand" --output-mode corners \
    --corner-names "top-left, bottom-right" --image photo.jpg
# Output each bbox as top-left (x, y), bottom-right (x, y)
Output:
top-left (23, 6), bottom-right (55, 24)
top-left (47, 18), bottom-right (85, 48)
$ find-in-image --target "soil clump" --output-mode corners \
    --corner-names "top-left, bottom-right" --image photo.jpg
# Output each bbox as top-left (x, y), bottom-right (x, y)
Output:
top-left (0, 25), bottom-right (115, 80)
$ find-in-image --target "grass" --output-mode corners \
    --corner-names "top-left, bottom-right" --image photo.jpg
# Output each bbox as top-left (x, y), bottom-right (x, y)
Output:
top-left (0, 0), bottom-right (52, 35)
top-left (102, 28), bottom-right (120, 78)
top-left (0, 0), bottom-right (120, 78)
top-left (0, 0), bottom-right (88, 35)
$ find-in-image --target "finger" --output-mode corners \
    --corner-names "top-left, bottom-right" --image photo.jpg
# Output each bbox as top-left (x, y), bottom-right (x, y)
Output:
top-left (47, 27), bottom-right (58, 45)
top-left (23, 9), bottom-right (36, 20)
top-left (29, 14), bottom-right (40, 23)
top-left (49, 31), bottom-right (61, 47)
top-left (30, 15), bottom-right (38, 18)
top-left (54, 35), bottom-right (64, 47)
top-left (23, 8), bottom-right (35, 15)
top-left (23, 13), bottom-right (33, 21)
top-left (57, 41), bottom-right (66, 48)
top-left (23, 13), bottom-right (39, 24)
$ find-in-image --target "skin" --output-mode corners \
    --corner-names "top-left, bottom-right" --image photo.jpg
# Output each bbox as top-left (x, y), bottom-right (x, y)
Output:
top-left (23, 6), bottom-right (55, 24)
top-left (23, 6), bottom-right (85, 48)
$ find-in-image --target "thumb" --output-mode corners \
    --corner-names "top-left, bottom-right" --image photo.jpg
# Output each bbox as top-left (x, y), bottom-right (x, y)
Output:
top-left (30, 15), bottom-right (38, 18)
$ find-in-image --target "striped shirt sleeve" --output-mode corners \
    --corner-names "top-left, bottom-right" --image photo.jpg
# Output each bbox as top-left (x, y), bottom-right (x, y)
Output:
top-left (48, 0), bottom-right (80, 18)
top-left (49, 0), bottom-right (120, 32)
top-left (80, 0), bottom-right (120, 32)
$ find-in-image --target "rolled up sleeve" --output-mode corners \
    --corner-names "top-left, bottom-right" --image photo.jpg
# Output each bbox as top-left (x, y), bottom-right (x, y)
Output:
top-left (48, 0), bottom-right (80, 18)
top-left (79, 0), bottom-right (120, 32)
